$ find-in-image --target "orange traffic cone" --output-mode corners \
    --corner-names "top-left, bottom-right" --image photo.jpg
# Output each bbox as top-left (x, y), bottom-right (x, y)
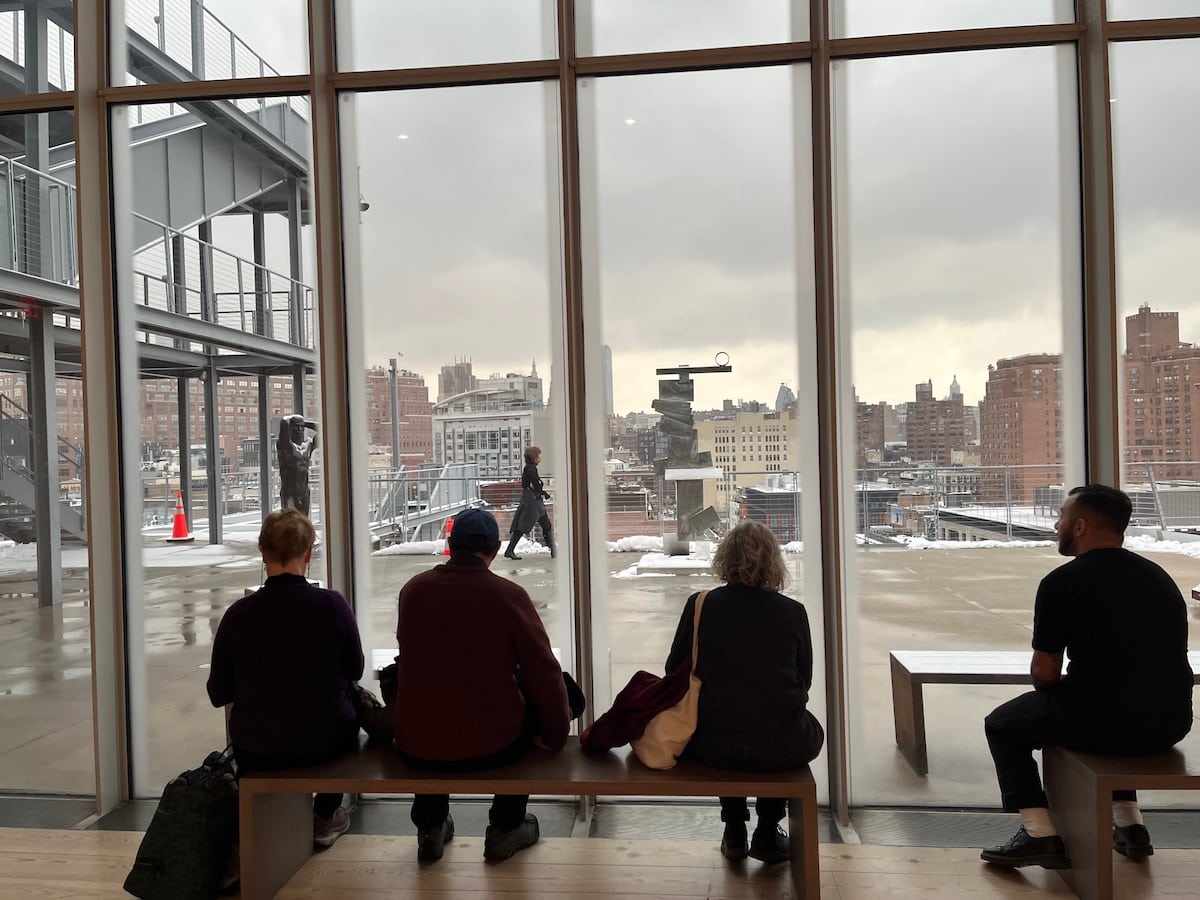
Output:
top-left (166, 490), bottom-right (195, 543)
top-left (443, 517), bottom-right (455, 556)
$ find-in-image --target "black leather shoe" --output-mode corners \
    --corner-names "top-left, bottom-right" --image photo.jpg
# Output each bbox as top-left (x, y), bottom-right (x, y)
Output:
top-left (417, 814), bottom-right (454, 863)
top-left (748, 823), bottom-right (789, 865)
top-left (1113, 823), bottom-right (1154, 861)
top-left (720, 822), bottom-right (748, 861)
top-left (503, 550), bottom-right (522, 560)
top-left (484, 814), bottom-right (539, 862)
top-left (980, 826), bottom-right (1069, 869)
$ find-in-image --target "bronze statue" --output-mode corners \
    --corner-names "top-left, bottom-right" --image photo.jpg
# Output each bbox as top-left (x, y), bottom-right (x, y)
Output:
top-left (277, 415), bottom-right (318, 515)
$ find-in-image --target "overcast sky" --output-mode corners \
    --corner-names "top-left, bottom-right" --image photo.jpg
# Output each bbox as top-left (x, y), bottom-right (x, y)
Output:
top-left (196, 0), bottom-right (1200, 414)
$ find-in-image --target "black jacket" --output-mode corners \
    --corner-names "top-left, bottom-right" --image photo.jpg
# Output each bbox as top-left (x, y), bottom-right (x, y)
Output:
top-left (665, 583), bottom-right (823, 770)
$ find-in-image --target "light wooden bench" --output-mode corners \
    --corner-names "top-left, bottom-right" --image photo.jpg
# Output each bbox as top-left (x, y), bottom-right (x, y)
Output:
top-left (1043, 745), bottom-right (1200, 900)
top-left (238, 736), bottom-right (819, 900)
top-left (889, 649), bottom-right (1200, 775)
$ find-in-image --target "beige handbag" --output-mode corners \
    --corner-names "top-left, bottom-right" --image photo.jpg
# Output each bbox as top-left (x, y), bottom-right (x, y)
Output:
top-left (631, 591), bottom-right (707, 770)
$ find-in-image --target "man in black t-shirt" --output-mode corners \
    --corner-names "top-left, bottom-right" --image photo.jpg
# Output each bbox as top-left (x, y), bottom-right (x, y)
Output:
top-left (980, 484), bottom-right (1193, 870)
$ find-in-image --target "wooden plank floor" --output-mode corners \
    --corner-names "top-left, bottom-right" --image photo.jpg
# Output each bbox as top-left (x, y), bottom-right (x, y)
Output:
top-left (1, 827), bottom-right (1199, 898)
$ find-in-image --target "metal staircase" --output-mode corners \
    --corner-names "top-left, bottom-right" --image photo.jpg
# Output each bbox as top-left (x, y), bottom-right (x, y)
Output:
top-left (0, 394), bottom-right (86, 542)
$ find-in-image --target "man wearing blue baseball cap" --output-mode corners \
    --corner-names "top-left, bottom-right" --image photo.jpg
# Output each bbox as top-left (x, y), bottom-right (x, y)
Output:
top-left (392, 507), bottom-right (569, 864)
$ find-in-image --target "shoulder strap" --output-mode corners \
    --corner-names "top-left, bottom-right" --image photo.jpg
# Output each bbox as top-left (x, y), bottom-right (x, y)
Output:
top-left (690, 590), bottom-right (707, 667)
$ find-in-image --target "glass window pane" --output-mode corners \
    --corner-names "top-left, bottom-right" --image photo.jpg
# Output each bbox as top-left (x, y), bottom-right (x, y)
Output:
top-left (124, 0), bottom-right (308, 84)
top-left (1109, 1), bottom-right (1200, 20)
top-left (1114, 37), bottom-right (1200, 559)
top-left (833, 0), bottom-right (1073, 39)
top-left (114, 97), bottom-right (318, 794)
top-left (0, 4), bottom-right (75, 92)
top-left (0, 109), bottom-right (92, 794)
top-left (580, 65), bottom-right (827, 801)
top-left (836, 46), bottom-right (1083, 804)
top-left (341, 83), bottom-right (571, 697)
top-left (336, 0), bottom-right (555, 71)
top-left (577, 1), bottom-right (804, 56)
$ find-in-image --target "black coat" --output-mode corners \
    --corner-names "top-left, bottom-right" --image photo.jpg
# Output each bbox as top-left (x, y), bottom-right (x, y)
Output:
top-left (510, 461), bottom-right (548, 535)
top-left (665, 583), bottom-right (824, 771)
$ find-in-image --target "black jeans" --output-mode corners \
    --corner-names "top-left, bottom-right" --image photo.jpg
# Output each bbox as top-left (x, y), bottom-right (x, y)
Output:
top-left (401, 734), bottom-right (535, 831)
top-left (235, 741), bottom-right (356, 821)
top-left (984, 690), bottom-right (1138, 812)
top-left (720, 796), bottom-right (786, 826)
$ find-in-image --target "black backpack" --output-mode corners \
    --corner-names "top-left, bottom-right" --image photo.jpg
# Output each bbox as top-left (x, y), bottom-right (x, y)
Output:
top-left (123, 748), bottom-right (238, 900)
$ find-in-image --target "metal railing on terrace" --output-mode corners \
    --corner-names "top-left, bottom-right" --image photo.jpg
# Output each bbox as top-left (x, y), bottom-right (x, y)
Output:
top-left (0, 161), bottom-right (314, 355)
top-left (369, 463), bottom-right (483, 544)
top-left (132, 212), bottom-right (315, 352)
top-left (125, 0), bottom-right (310, 141)
top-left (0, 12), bottom-right (73, 91)
top-left (0, 157), bottom-right (78, 285)
top-left (0, 3), bottom-right (308, 142)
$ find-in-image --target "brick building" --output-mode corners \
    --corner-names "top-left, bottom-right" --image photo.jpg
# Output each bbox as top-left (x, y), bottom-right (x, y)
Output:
top-left (904, 380), bottom-right (965, 465)
top-left (979, 353), bottom-right (1062, 502)
top-left (1122, 305), bottom-right (1200, 481)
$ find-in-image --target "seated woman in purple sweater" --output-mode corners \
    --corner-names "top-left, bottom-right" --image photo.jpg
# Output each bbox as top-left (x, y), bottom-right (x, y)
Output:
top-left (207, 509), bottom-right (364, 849)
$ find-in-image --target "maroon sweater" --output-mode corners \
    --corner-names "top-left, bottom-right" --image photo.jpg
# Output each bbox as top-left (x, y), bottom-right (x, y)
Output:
top-left (393, 555), bottom-right (568, 761)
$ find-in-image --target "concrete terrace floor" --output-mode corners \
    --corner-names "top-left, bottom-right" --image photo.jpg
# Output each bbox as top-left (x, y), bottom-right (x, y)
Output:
top-left (2, 524), bottom-right (1199, 812)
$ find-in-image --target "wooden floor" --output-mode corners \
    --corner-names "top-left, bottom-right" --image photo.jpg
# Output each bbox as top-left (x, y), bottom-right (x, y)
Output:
top-left (2, 827), bottom-right (1198, 898)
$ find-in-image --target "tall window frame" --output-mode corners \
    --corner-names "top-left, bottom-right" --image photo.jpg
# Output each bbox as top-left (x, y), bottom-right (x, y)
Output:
top-left (54, 0), bottom-right (1198, 820)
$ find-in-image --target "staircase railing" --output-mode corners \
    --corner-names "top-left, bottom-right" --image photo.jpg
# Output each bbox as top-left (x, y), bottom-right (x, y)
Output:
top-left (0, 392), bottom-right (85, 505)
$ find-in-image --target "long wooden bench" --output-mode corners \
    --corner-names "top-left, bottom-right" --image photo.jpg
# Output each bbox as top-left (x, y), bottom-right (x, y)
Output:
top-left (1043, 745), bottom-right (1200, 900)
top-left (889, 649), bottom-right (1200, 775)
top-left (238, 736), bottom-right (819, 900)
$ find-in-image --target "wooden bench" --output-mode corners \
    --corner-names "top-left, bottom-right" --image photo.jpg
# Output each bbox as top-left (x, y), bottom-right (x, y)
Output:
top-left (1043, 745), bottom-right (1200, 900)
top-left (889, 650), bottom-right (1200, 775)
top-left (238, 736), bottom-right (819, 900)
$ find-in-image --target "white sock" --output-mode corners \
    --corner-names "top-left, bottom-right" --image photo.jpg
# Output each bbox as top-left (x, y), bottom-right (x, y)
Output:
top-left (1019, 807), bottom-right (1057, 838)
top-left (1113, 801), bottom-right (1143, 828)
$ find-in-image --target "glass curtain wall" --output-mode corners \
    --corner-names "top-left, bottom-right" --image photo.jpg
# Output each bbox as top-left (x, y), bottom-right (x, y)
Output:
top-left (340, 82), bottom-right (572, 680)
top-left (579, 64), bottom-right (828, 799)
top-left (832, 0), bottom-right (1073, 37)
top-left (34, 0), bottom-right (1196, 812)
top-left (112, 91), bottom-right (317, 792)
top-left (336, 0), bottom-right (555, 69)
top-left (0, 106), bottom-right (92, 794)
top-left (835, 45), bottom-right (1085, 805)
top-left (1111, 39), bottom-right (1200, 732)
top-left (576, 0), bottom-right (804, 54)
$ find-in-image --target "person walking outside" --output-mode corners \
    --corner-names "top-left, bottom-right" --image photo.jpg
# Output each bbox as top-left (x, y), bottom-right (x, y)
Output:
top-left (504, 445), bottom-right (555, 559)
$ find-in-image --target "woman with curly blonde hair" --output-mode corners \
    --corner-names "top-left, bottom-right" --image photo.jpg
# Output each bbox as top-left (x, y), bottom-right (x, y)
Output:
top-left (664, 521), bottom-right (824, 866)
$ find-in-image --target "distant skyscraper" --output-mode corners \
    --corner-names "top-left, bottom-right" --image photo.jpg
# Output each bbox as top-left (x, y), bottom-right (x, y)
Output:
top-left (438, 359), bottom-right (476, 402)
top-left (774, 383), bottom-right (796, 411)
top-left (601, 344), bottom-right (614, 415)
